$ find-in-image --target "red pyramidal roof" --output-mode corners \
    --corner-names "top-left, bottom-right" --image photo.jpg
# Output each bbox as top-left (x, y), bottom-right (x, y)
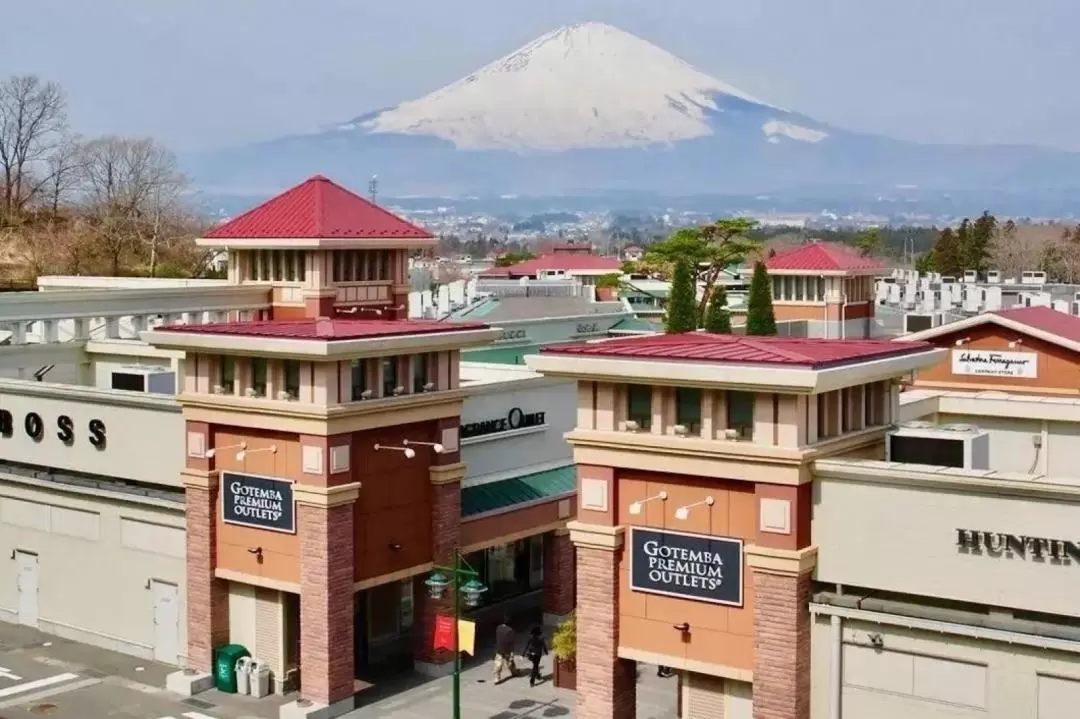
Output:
top-left (204, 175), bottom-right (434, 240)
top-left (766, 242), bottom-right (887, 273)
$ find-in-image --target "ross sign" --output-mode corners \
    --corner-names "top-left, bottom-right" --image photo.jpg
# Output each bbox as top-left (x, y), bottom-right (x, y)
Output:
top-left (957, 529), bottom-right (1080, 563)
top-left (498, 328), bottom-right (528, 343)
top-left (576, 322), bottom-right (600, 335)
top-left (460, 407), bottom-right (546, 439)
top-left (0, 409), bottom-right (105, 449)
top-left (433, 614), bottom-right (455, 651)
top-left (221, 472), bottom-right (296, 534)
top-left (951, 349), bottom-right (1037, 379)
top-left (629, 527), bottom-right (743, 606)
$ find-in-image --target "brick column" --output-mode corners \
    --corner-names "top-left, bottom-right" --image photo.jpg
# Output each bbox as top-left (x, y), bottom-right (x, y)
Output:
top-left (746, 546), bottom-right (816, 719)
top-left (296, 484), bottom-right (360, 708)
top-left (568, 522), bottom-right (636, 719)
top-left (182, 468), bottom-right (228, 672)
top-left (414, 460), bottom-right (464, 674)
top-left (543, 528), bottom-right (575, 625)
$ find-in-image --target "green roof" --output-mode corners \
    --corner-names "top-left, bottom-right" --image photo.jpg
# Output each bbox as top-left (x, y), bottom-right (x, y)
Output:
top-left (462, 343), bottom-right (544, 365)
top-left (461, 465), bottom-right (576, 518)
top-left (609, 317), bottom-right (661, 334)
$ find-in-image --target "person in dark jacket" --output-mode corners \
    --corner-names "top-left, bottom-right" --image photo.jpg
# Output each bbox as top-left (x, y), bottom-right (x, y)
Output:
top-left (493, 617), bottom-right (517, 683)
top-left (524, 625), bottom-right (548, 687)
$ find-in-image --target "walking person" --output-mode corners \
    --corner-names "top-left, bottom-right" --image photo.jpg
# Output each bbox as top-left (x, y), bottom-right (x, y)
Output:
top-left (524, 625), bottom-right (548, 687)
top-left (493, 616), bottom-right (517, 684)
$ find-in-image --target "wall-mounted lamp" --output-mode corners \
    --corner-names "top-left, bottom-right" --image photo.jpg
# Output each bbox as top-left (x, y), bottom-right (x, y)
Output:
top-left (622, 420), bottom-right (640, 432)
top-left (403, 439), bottom-right (445, 454)
top-left (374, 443), bottom-right (415, 459)
top-left (673, 622), bottom-right (690, 633)
top-left (868, 633), bottom-right (884, 649)
top-left (206, 442), bottom-right (246, 459)
top-left (359, 389), bottom-right (374, 400)
top-left (237, 445), bottom-right (276, 461)
top-left (392, 386), bottom-right (405, 396)
top-left (1009, 338), bottom-right (1024, 348)
top-left (954, 337), bottom-right (970, 346)
top-left (388, 542), bottom-right (403, 551)
top-left (629, 491), bottom-right (668, 516)
top-left (674, 496), bottom-right (714, 521)
top-left (248, 547), bottom-right (264, 564)
top-left (422, 382), bottom-right (435, 392)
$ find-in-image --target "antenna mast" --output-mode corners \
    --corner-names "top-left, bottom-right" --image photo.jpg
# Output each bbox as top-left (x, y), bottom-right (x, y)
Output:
top-left (369, 175), bottom-right (378, 204)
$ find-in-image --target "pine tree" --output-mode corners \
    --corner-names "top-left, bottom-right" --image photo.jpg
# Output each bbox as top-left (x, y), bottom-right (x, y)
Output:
top-left (930, 227), bottom-right (962, 275)
top-left (665, 258), bottom-right (697, 333)
top-left (745, 262), bottom-right (777, 336)
top-left (703, 284), bottom-right (732, 334)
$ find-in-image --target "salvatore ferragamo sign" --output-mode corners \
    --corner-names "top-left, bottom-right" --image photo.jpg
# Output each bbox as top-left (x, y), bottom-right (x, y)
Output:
top-left (951, 349), bottom-right (1037, 379)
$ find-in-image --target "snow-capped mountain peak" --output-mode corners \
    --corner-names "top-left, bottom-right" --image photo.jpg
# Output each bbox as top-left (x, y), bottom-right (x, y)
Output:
top-left (359, 22), bottom-right (814, 152)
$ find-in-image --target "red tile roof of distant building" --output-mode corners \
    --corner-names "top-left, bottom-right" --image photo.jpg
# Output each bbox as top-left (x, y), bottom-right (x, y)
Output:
top-left (765, 242), bottom-right (888, 272)
top-left (204, 175), bottom-right (434, 240)
top-left (541, 333), bottom-right (934, 369)
top-left (480, 254), bottom-right (622, 277)
top-left (154, 318), bottom-right (486, 341)
top-left (990, 306), bottom-right (1080, 343)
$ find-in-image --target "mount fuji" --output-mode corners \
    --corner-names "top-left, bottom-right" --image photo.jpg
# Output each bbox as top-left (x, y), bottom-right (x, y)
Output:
top-left (188, 22), bottom-right (1080, 197)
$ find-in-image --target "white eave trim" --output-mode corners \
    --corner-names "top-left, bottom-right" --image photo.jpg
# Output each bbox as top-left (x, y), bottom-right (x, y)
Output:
top-left (897, 313), bottom-right (1080, 355)
top-left (196, 237), bottom-right (437, 250)
top-left (525, 347), bottom-right (943, 393)
top-left (142, 327), bottom-right (501, 359)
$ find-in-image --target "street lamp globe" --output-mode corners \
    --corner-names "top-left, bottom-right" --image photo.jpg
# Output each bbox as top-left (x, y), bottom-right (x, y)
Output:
top-left (425, 571), bottom-right (451, 600)
top-left (460, 579), bottom-right (488, 608)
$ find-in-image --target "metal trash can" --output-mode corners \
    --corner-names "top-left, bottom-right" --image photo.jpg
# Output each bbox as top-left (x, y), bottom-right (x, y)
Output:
top-left (213, 644), bottom-right (250, 693)
top-left (235, 656), bottom-right (253, 695)
top-left (249, 660), bottom-right (272, 698)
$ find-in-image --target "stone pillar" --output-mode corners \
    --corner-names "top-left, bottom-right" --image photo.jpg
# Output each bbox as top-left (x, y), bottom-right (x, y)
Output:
top-left (181, 422), bottom-right (229, 673)
top-left (295, 483), bottom-right (360, 709)
top-left (746, 546), bottom-right (816, 719)
top-left (568, 521), bottom-right (636, 719)
top-left (543, 528), bottom-right (575, 626)
top-left (302, 289), bottom-right (338, 319)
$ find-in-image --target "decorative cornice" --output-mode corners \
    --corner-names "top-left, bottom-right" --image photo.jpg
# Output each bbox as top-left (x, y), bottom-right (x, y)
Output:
top-left (181, 468), bottom-right (219, 491)
top-left (294, 482), bottom-right (361, 508)
top-left (430, 462), bottom-right (466, 486)
top-left (567, 521), bottom-right (624, 551)
top-left (745, 544), bottom-right (818, 576)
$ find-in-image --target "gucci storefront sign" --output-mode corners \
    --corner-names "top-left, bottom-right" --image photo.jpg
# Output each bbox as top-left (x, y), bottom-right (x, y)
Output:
top-left (629, 527), bottom-right (743, 606)
top-left (222, 472), bottom-right (296, 534)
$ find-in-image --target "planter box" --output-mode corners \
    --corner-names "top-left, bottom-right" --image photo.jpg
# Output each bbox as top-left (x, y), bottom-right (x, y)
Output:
top-left (553, 658), bottom-right (576, 690)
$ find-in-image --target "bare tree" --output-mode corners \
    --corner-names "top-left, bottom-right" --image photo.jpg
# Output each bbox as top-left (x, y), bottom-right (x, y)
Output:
top-left (0, 75), bottom-right (67, 216)
top-left (42, 134), bottom-right (85, 215)
top-left (77, 135), bottom-right (185, 275)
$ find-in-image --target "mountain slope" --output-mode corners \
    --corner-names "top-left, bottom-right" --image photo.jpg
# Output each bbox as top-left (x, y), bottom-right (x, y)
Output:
top-left (187, 22), bottom-right (1080, 196)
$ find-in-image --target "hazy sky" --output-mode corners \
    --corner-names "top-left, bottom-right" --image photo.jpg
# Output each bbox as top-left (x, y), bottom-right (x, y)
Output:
top-left (3, 0), bottom-right (1075, 154)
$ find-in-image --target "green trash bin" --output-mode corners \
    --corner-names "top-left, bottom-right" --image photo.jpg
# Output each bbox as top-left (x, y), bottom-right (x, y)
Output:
top-left (213, 644), bottom-right (250, 693)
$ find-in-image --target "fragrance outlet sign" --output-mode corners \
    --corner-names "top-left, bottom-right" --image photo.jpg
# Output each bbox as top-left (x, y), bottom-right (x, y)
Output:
top-left (629, 527), bottom-right (743, 606)
top-left (221, 472), bottom-right (296, 533)
top-left (460, 407), bottom-right (546, 439)
top-left (951, 349), bottom-right (1037, 379)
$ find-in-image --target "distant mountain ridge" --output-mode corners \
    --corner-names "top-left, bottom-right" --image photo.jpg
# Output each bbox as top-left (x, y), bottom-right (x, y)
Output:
top-left (186, 22), bottom-right (1080, 197)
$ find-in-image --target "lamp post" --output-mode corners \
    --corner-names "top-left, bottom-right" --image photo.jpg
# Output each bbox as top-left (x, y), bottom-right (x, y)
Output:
top-left (425, 551), bottom-right (486, 719)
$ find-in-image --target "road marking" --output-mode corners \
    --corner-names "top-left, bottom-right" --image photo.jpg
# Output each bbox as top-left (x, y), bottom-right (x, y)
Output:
top-left (0, 677), bottom-right (100, 709)
top-left (0, 667), bottom-right (21, 681)
top-left (0, 672), bottom-right (80, 699)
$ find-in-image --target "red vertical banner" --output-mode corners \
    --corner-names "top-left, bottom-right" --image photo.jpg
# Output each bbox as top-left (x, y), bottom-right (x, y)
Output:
top-left (433, 614), bottom-right (455, 651)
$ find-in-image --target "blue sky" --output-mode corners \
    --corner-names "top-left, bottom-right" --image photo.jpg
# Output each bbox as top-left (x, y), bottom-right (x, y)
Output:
top-left (3, 0), bottom-right (1075, 153)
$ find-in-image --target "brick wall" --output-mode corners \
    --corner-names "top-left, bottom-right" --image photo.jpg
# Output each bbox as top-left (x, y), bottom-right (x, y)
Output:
top-left (185, 483), bottom-right (229, 672)
top-left (576, 544), bottom-right (636, 719)
top-left (414, 477), bottom-right (460, 665)
top-left (299, 502), bottom-right (355, 706)
top-left (543, 530), bottom-right (575, 617)
top-left (752, 569), bottom-right (811, 719)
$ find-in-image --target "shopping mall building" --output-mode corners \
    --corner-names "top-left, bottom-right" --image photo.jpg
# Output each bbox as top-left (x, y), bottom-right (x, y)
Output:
top-left (527, 303), bottom-right (1080, 719)
top-left (0, 176), bottom-right (579, 719)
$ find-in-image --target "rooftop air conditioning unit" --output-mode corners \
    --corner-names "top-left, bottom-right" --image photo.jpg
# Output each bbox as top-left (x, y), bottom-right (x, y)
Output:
top-left (903, 313), bottom-right (935, 333)
top-left (986, 271), bottom-right (1001, 283)
top-left (962, 270), bottom-right (978, 283)
top-left (887, 424), bottom-right (990, 470)
top-left (110, 365), bottom-right (176, 395)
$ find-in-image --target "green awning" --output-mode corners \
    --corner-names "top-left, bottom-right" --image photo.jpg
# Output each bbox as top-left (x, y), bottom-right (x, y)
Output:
top-left (461, 465), bottom-right (576, 518)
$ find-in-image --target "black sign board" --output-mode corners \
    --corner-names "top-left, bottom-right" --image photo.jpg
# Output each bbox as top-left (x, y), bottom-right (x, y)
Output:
top-left (221, 472), bottom-right (296, 534)
top-left (460, 407), bottom-right (546, 439)
top-left (629, 527), bottom-right (743, 606)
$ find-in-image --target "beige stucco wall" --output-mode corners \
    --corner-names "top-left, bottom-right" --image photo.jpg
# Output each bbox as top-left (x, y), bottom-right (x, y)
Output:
top-left (812, 474), bottom-right (1080, 618)
top-left (0, 477), bottom-right (187, 663)
top-left (811, 615), bottom-right (1080, 719)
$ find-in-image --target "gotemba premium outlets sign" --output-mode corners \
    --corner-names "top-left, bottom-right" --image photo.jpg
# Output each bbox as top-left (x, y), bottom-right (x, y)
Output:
top-left (951, 349), bottom-right (1037, 379)
top-left (460, 407), bottom-right (546, 440)
top-left (221, 472), bottom-right (296, 534)
top-left (629, 527), bottom-right (743, 606)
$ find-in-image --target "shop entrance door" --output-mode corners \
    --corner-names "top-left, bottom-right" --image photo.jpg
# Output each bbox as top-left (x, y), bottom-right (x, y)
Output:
top-left (151, 580), bottom-right (179, 664)
top-left (15, 551), bottom-right (38, 628)
top-left (354, 592), bottom-right (368, 673)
